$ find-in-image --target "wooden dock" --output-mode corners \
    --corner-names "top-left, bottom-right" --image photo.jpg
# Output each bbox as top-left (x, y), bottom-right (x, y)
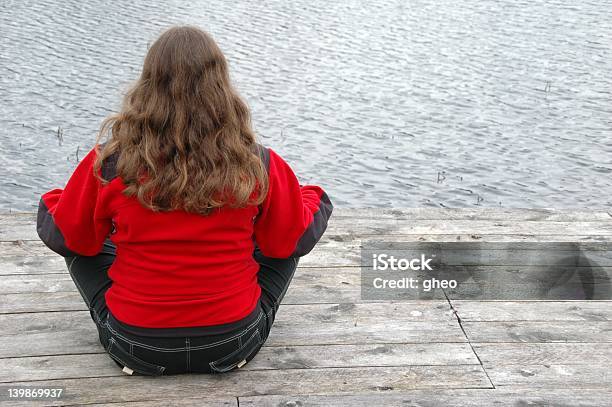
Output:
top-left (1, 209), bottom-right (611, 406)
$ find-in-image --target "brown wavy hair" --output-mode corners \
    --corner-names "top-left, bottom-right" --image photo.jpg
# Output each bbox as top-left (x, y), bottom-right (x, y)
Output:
top-left (93, 25), bottom-right (268, 215)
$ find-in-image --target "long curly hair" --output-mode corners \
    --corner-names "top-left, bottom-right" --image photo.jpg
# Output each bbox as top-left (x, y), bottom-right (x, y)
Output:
top-left (93, 25), bottom-right (268, 215)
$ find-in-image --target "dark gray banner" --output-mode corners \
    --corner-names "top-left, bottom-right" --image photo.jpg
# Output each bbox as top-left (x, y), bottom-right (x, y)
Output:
top-left (360, 241), bottom-right (612, 300)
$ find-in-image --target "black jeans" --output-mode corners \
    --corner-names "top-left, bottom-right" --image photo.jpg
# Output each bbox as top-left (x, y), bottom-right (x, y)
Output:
top-left (65, 238), bottom-right (298, 375)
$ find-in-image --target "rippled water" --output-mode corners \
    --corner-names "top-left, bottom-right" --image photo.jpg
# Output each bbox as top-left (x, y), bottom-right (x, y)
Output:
top-left (1, 0), bottom-right (611, 211)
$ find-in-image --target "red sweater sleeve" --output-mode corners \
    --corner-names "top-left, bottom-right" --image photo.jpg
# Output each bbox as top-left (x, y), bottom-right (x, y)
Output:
top-left (253, 148), bottom-right (333, 258)
top-left (36, 145), bottom-right (112, 257)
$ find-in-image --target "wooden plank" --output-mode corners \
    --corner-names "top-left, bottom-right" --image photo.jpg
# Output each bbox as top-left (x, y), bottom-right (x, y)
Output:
top-left (5, 214), bottom-right (612, 241)
top-left (84, 401), bottom-right (235, 407)
top-left (5, 279), bottom-right (607, 307)
top-left (0, 366), bottom-right (492, 405)
top-left (0, 354), bottom-right (121, 383)
top-left (0, 274), bottom-right (75, 294)
top-left (5, 241), bottom-right (612, 280)
top-left (323, 219), bottom-right (612, 237)
top-left (0, 398), bottom-right (235, 407)
top-left (6, 252), bottom-right (612, 280)
top-left (5, 238), bottom-right (612, 276)
top-left (82, 401), bottom-right (236, 407)
top-left (0, 270), bottom-right (365, 295)
top-left (3, 268), bottom-right (609, 309)
top-left (0, 318), bottom-right (464, 359)
top-left (0, 292), bottom-right (85, 314)
top-left (331, 208), bottom-right (612, 222)
top-left (0, 394), bottom-right (234, 407)
top-left (0, 343), bottom-right (478, 383)
top-left (4, 208), bottom-right (612, 229)
top-left (0, 302), bottom-right (453, 331)
top-left (0, 303), bottom-right (464, 358)
top-left (462, 321), bottom-right (612, 343)
top-left (0, 291), bottom-right (457, 315)
top-left (249, 343), bottom-right (479, 370)
top-left (359, 244), bottom-right (612, 267)
top-left (0, 240), bottom-right (57, 256)
top-left (444, 282), bottom-right (612, 301)
top-left (472, 343), bottom-right (612, 365)
top-left (0, 312), bottom-right (101, 358)
top-left (238, 390), bottom-right (612, 407)
top-left (0, 256), bottom-right (67, 275)
top-left (0, 266), bottom-right (612, 304)
top-left (454, 301), bottom-right (612, 321)
top-left (0, 271), bottom-right (368, 306)
top-left (485, 364), bottom-right (612, 388)
top-left (0, 268), bottom-right (415, 304)
top-left (0, 214), bottom-right (36, 241)
top-left (5, 236), bottom-right (612, 274)
top-left (6, 234), bottom-right (612, 259)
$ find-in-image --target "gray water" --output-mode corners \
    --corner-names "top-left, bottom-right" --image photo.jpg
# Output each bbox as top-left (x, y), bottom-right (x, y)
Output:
top-left (1, 0), bottom-right (611, 211)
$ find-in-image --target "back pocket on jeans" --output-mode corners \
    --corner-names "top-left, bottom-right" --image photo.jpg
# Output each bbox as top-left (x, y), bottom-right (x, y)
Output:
top-left (107, 337), bottom-right (166, 376)
top-left (209, 329), bottom-right (263, 373)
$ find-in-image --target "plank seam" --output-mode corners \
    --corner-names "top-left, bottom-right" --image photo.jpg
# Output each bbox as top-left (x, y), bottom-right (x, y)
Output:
top-left (443, 289), bottom-right (496, 389)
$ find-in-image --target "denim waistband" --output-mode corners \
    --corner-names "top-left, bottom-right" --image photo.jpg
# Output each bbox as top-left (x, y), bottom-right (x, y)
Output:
top-left (107, 301), bottom-right (262, 338)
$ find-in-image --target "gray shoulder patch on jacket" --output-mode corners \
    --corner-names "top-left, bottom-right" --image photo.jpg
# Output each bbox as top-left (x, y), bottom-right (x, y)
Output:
top-left (98, 141), bottom-right (119, 182)
top-left (253, 143), bottom-right (270, 173)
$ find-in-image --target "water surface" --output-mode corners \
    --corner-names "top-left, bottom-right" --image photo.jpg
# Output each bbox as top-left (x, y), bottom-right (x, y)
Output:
top-left (1, 0), bottom-right (611, 211)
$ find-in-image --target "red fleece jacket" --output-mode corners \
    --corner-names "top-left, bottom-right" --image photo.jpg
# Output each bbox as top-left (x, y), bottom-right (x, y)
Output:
top-left (37, 144), bottom-right (332, 328)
